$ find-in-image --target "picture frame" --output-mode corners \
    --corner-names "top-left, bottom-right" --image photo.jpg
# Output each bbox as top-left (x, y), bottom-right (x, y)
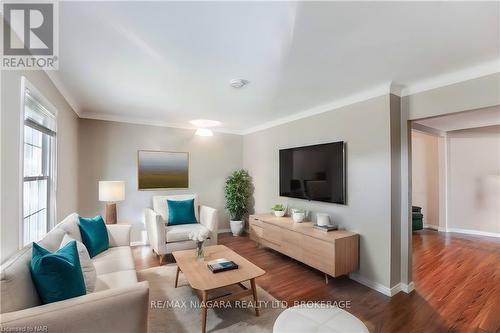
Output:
top-left (137, 150), bottom-right (189, 190)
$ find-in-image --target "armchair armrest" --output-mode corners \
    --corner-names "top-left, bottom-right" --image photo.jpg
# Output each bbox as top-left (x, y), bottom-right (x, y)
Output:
top-left (144, 208), bottom-right (166, 255)
top-left (200, 205), bottom-right (218, 244)
top-left (106, 224), bottom-right (131, 247)
top-left (0, 282), bottom-right (149, 333)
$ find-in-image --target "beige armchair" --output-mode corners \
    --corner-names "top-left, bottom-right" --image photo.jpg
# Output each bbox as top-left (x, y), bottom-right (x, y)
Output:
top-left (144, 194), bottom-right (218, 263)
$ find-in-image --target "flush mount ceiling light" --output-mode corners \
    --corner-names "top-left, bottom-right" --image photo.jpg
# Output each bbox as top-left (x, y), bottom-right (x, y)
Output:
top-left (195, 128), bottom-right (214, 137)
top-left (229, 79), bottom-right (249, 88)
top-left (189, 119), bottom-right (222, 128)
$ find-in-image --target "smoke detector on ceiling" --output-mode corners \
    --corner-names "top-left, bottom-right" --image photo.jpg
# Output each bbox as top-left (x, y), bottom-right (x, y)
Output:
top-left (229, 79), bottom-right (249, 88)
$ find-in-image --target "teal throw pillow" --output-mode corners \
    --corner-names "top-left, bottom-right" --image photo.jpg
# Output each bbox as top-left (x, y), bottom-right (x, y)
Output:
top-left (30, 241), bottom-right (86, 304)
top-left (78, 215), bottom-right (109, 257)
top-left (167, 199), bottom-right (197, 225)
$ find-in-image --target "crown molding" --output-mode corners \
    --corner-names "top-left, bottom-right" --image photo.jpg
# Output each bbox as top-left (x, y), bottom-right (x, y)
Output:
top-left (241, 82), bottom-right (392, 135)
top-left (54, 61), bottom-right (499, 136)
top-left (44, 71), bottom-right (82, 117)
top-left (80, 111), bottom-right (243, 135)
top-left (401, 59), bottom-right (500, 97)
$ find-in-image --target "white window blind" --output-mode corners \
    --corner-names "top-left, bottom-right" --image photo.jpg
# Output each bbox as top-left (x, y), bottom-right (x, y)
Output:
top-left (22, 88), bottom-right (57, 246)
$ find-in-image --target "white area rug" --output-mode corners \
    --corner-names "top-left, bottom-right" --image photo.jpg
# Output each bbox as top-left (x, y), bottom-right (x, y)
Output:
top-left (138, 265), bottom-right (284, 333)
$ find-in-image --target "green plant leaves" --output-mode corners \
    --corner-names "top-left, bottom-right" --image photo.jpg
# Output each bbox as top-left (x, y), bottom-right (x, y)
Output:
top-left (224, 169), bottom-right (252, 221)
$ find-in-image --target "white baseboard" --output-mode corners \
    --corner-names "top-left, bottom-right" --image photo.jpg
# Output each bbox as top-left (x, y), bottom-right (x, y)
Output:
top-left (423, 224), bottom-right (449, 232)
top-left (401, 281), bottom-right (415, 293)
top-left (218, 228), bottom-right (231, 234)
top-left (349, 273), bottom-right (415, 297)
top-left (445, 227), bottom-right (500, 238)
top-left (423, 224), bottom-right (439, 231)
top-left (349, 273), bottom-right (392, 296)
top-left (423, 225), bottom-right (500, 238)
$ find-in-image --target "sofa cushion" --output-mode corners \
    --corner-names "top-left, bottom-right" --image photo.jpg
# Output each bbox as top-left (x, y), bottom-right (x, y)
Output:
top-left (167, 199), bottom-right (197, 225)
top-left (78, 215), bottom-right (109, 258)
top-left (38, 227), bottom-right (66, 252)
top-left (153, 194), bottom-right (199, 224)
top-left (94, 270), bottom-right (138, 292)
top-left (54, 213), bottom-right (82, 242)
top-left (92, 246), bottom-right (135, 275)
top-left (166, 224), bottom-right (210, 243)
top-left (30, 241), bottom-right (86, 304)
top-left (0, 246), bottom-right (41, 313)
top-left (61, 235), bottom-right (97, 293)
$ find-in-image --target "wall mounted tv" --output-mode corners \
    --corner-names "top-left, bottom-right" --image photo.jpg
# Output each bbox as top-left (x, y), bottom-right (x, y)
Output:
top-left (279, 141), bottom-right (346, 204)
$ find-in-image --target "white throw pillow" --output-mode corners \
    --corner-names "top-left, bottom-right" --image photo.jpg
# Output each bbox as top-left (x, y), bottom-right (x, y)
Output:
top-left (60, 234), bottom-right (97, 293)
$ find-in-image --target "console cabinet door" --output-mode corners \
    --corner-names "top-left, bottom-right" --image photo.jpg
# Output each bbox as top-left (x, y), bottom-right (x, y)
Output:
top-left (281, 229), bottom-right (302, 261)
top-left (301, 234), bottom-right (336, 276)
top-left (249, 224), bottom-right (263, 241)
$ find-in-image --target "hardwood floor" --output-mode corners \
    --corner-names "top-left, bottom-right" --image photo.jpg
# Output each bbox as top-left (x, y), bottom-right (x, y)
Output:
top-left (133, 229), bottom-right (500, 332)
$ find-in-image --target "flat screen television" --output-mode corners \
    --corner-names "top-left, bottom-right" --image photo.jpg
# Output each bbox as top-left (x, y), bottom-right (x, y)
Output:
top-left (279, 141), bottom-right (346, 204)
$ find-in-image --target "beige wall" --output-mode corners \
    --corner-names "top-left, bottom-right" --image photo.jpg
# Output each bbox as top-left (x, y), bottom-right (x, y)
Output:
top-left (404, 73), bottom-right (500, 121)
top-left (1, 71), bottom-right (79, 263)
top-left (411, 130), bottom-right (440, 227)
top-left (77, 119), bottom-right (243, 243)
top-left (447, 126), bottom-right (500, 234)
top-left (243, 95), bottom-right (397, 289)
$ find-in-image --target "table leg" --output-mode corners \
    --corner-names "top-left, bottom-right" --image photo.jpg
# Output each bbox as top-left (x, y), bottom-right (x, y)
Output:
top-left (175, 266), bottom-right (180, 288)
top-left (201, 290), bottom-right (208, 333)
top-left (250, 278), bottom-right (260, 317)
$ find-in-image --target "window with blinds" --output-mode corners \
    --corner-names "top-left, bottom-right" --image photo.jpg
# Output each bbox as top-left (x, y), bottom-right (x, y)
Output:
top-left (22, 89), bottom-right (57, 246)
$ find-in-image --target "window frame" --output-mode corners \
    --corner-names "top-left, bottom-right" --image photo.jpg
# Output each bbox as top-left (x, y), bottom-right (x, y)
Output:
top-left (19, 77), bottom-right (58, 248)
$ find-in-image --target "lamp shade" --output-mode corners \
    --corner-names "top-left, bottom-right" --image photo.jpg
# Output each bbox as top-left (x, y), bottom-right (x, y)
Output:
top-left (99, 181), bottom-right (125, 202)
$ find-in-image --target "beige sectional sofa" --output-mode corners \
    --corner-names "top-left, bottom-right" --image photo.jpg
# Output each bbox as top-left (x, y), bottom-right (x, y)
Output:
top-left (0, 213), bottom-right (149, 333)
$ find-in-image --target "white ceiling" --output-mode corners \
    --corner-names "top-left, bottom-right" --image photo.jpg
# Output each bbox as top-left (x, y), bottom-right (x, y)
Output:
top-left (53, 1), bottom-right (500, 133)
top-left (414, 105), bottom-right (500, 132)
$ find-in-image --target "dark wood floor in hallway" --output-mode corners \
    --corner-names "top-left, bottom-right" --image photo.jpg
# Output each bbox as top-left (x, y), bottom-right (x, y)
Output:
top-left (133, 229), bottom-right (500, 332)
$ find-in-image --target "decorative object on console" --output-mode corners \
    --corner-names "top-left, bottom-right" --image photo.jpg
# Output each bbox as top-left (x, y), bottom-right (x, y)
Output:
top-left (137, 150), bottom-right (189, 189)
top-left (224, 169), bottom-right (252, 236)
top-left (291, 208), bottom-right (306, 223)
top-left (189, 228), bottom-right (209, 261)
top-left (98, 180), bottom-right (125, 224)
top-left (316, 213), bottom-right (331, 227)
top-left (313, 224), bottom-right (338, 232)
top-left (271, 204), bottom-right (286, 217)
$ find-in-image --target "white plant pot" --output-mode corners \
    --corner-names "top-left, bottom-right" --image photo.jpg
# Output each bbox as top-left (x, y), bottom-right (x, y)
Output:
top-left (274, 210), bottom-right (285, 217)
top-left (230, 220), bottom-right (244, 236)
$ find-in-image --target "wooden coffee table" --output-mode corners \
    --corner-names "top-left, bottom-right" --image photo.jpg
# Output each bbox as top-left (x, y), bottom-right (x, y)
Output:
top-left (173, 245), bottom-right (266, 333)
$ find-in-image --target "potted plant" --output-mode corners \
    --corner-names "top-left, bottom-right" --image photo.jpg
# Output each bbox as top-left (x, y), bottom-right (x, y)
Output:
top-left (271, 204), bottom-right (286, 217)
top-left (224, 169), bottom-right (252, 236)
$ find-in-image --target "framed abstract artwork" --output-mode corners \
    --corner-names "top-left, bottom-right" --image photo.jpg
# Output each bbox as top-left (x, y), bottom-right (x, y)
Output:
top-left (137, 150), bottom-right (189, 190)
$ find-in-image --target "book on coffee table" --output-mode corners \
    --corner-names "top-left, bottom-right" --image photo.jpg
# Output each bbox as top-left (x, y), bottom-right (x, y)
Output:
top-left (313, 224), bottom-right (338, 232)
top-left (207, 258), bottom-right (239, 273)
